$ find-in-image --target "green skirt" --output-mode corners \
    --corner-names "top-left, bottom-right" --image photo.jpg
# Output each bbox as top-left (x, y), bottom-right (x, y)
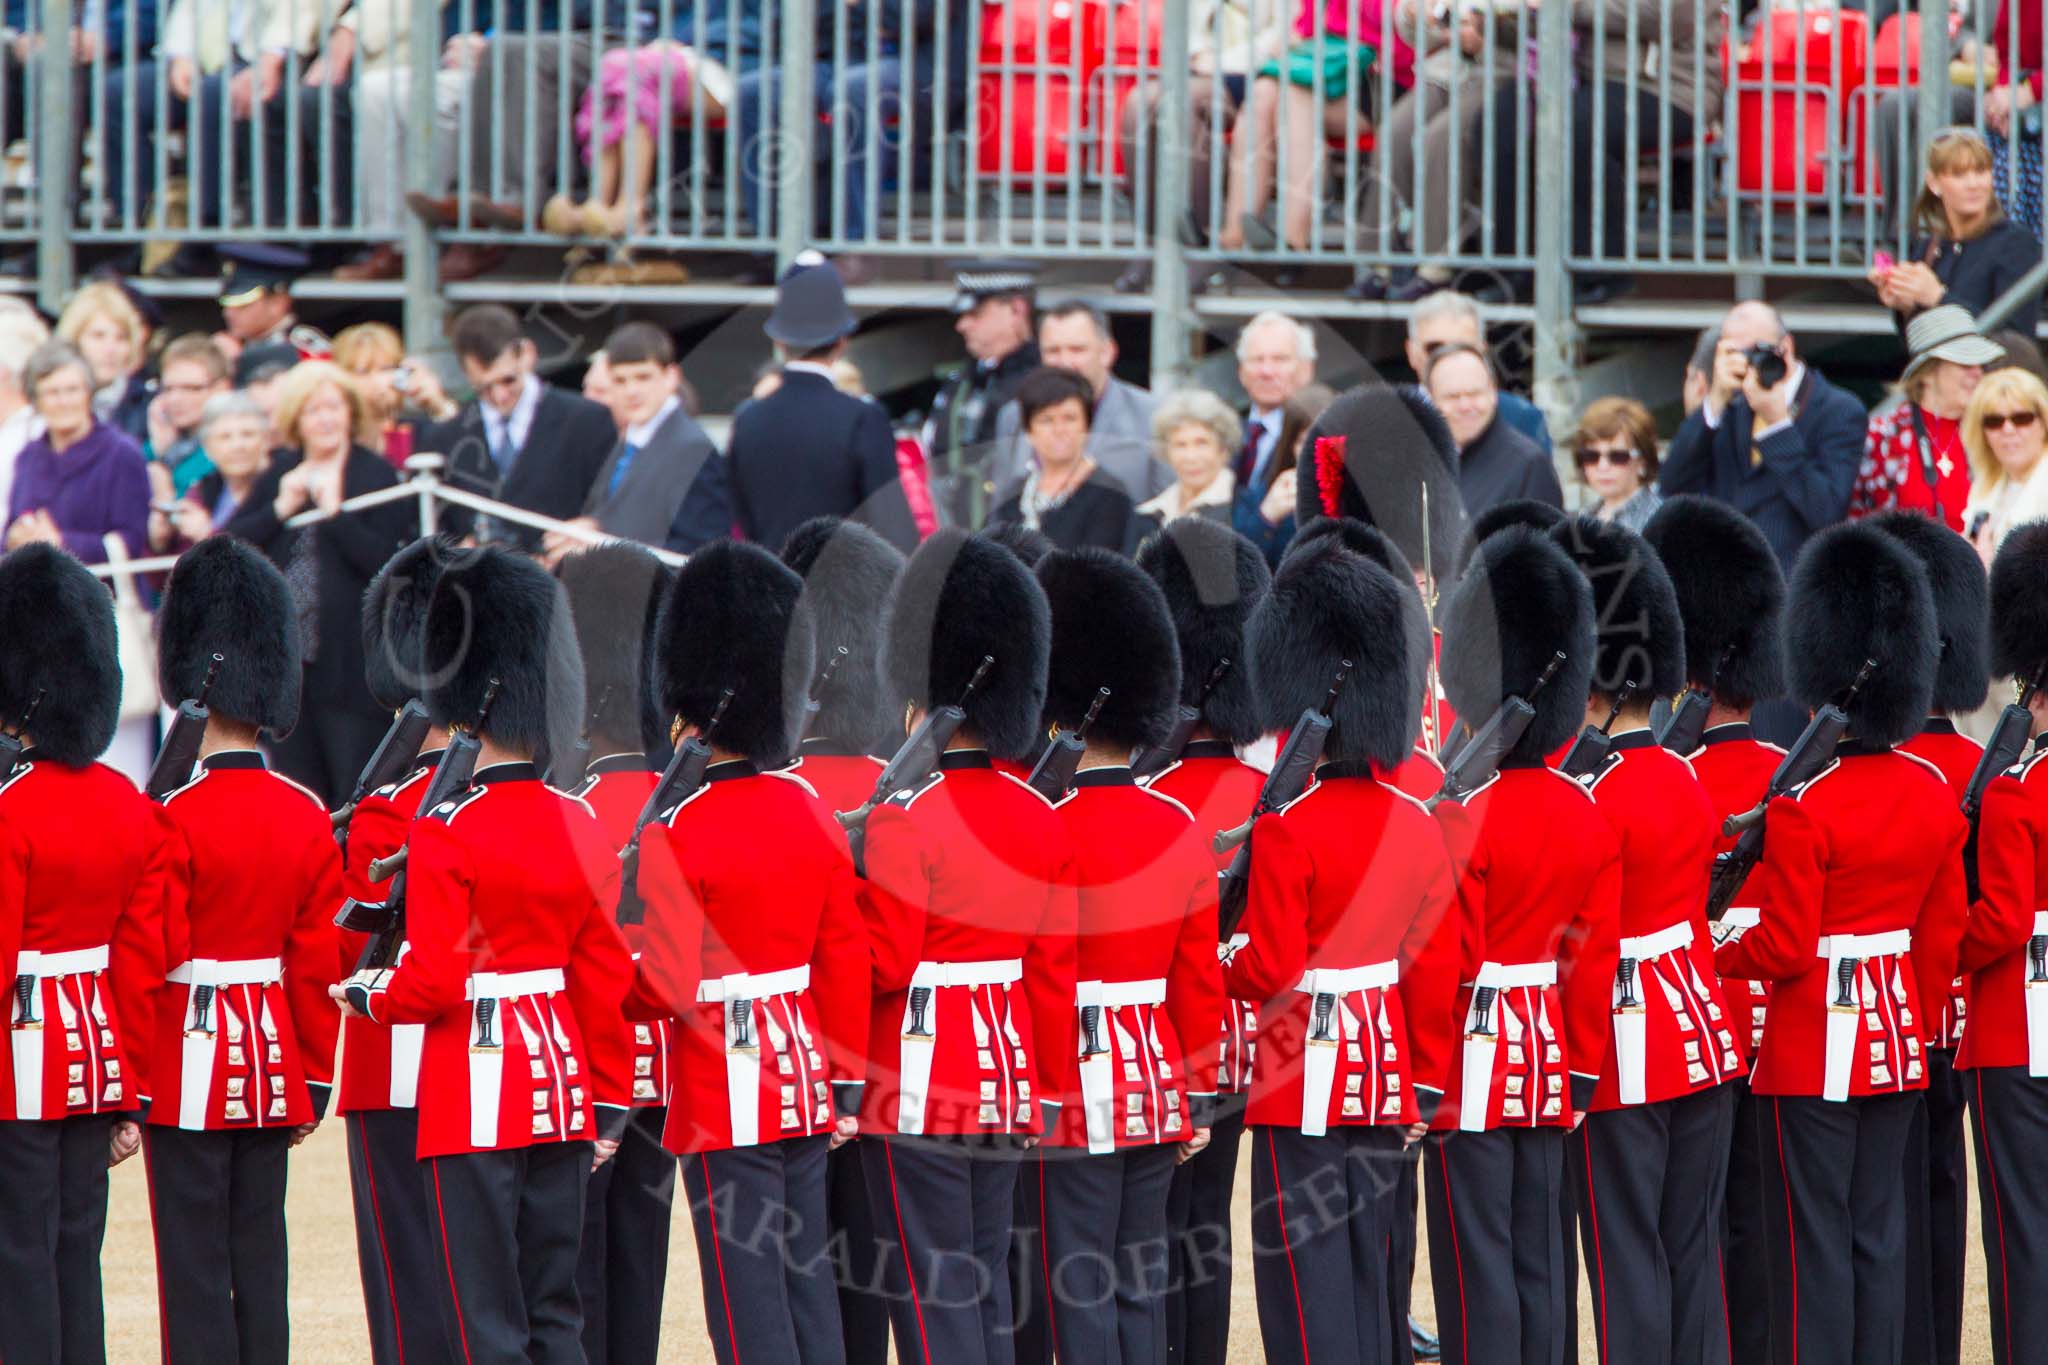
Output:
top-left (1255, 36), bottom-right (1378, 98)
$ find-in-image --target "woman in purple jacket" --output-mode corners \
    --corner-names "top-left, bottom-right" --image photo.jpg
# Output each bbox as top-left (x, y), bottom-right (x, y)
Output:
top-left (4, 340), bottom-right (150, 563)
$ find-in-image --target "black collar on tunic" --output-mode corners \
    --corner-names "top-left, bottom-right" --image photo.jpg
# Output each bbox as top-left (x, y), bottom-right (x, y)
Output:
top-left (1698, 723), bottom-right (1753, 746)
top-left (1833, 738), bottom-right (1892, 760)
top-left (938, 750), bottom-right (993, 771)
top-left (588, 753), bottom-right (653, 775)
top-left (412, 747), bottom-right (448, 775)
top-left (1918, 717), bottom-right (1959, 737)
top-left (1181, 739), bottom-right (1237, 760)
top-left (704, 759), bottom-right (759, 784)
top-left (473, 761), bottom-right (538, 784)
top-left (203, 750), bottom-right (267, 771)
top-left (1610, 728), bottom-right (1659, 752)
top-left (1314, 759), bottom-right (1377, 782)
top-left (1071, 767), bottom-right (1136, 788)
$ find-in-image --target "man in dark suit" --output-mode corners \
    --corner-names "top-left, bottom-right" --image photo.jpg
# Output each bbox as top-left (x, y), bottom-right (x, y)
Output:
top-left (545, 322), bottom-right (732, 564)
top-left (420, 305), bottom-right (618, 550)
top-left (727, 253), bottom-right (920, 555)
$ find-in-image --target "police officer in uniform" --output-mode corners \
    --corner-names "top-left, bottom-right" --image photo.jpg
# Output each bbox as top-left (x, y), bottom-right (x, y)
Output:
top-left (146, 536), bottom-right (344, 1364)
top-left (923, 263), bottom-right (1040, 527)
top-left (0, 544), bottom-right (166, 1365)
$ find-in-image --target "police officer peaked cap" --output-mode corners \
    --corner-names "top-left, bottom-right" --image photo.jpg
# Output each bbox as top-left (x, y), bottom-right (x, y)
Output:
top-left (0, 544), bottom-right (120, 765)
top-left (1989, 522), bottom-right (2048, 684)
top-left (656, 541), bottom-right (813, 767)
top-left (361, 536), bottom-right (456, 712)
top-left (423, 546), bottom-right (585, 764)
top-left (1038, 547), bottom-right (1182, 752)
top-left (1440, 525), bottom-right (1596, 763)
top-left (1549, 515), bottom-right (1687, 702)
top-left (1135, 518), bottom-right (1272, 747)
top-left (1456, 498), bottom-right (1566, 574)
top-left (157, 535), bottom-right (301, 737)
top-left (558, 542), bottom-right (674, 753)
top-left (1783, 521), bottom-right (1938, 748)
top-left (782, 516), bottom-right (907, 756)
top-left (1640, 494), bottom-right (1786, 709)
top-left (1868, 509), bottom-right (1990, 714)
top-left (1252, 537), bottom-right (1428, 770)
top-left (882, 529), bottom-right (1049, 762)
top-left (1294, 383), bottom-right (1468, 593)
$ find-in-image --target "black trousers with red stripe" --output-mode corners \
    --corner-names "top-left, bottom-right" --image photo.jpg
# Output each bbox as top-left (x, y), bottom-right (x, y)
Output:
top-left (1248, 1123), bottom-right (1409, 1365)
top-left (1724, 1082), bottom-right (1772, 1365)
top-left (142, 1124), bottom-right (293, 1365)
top-left (1964, 1066), bottom-right (2048, 1365)
top-left (1903, 1048), bottom-right (1967, 1365)
top-left (0, 1114), bottom-right (115, 1365)
top-left (859, 1134), bottom-right (1019, 1365)
top-left (832, 1139), bottom-right (892, 1365)
top-left (680, 1133), bottom-right (844, 1365)
top-left (1035, 1142), bottom-right (1177, 1364)
top-left (1165, 1102), bottom-right (1247, 1365)
top-left (1574, 1085), bottom-right (1737, 1365)
top-left (1389, 1142), bottom-right (1421, 1365)
top-left (345, 1109), bottom-right (459, 1365)
top-left (1757, 1092), bottom-right (1918, 1365)
top-left (577, 1108), bottom-right (674, 1365)
top-left (1423, 1125), bottom-right (1572, 1365)
top-left (424, 1140), bottom-right (591, 1365)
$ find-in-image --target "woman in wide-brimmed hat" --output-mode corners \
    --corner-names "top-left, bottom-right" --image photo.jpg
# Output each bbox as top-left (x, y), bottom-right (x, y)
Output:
top-left (1849, 303), bottom-right (2006, 532)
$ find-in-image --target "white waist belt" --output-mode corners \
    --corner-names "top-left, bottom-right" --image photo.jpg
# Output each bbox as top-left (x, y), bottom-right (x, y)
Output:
top-left (696, 964), bottom-right (810, 1003)
top-left (169, 957), bottom-right (282, 987)
top-left (1620, 920), bottom-right (1694, 961)
top-left (466, 968), bottom-right (566, 1000)
top-left (1470, 961), bottom-right (1558, 990)
top-left (1296, 961), bottom-right (1399, 994)
top-left (16, 945), bottom-right (111, 978)
top-left (910, 959), bottom-right (1024, 989)
top-left (1077, 978), bottom-right (1168, 1009)
top-left (1815, 930), bottom-right (1912, 960)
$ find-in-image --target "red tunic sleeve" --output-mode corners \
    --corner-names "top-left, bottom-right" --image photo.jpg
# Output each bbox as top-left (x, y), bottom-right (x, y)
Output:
top-left (1165, 833), bottom-right (1225, 1103)
top-left (373, 818), bottom-right (476, 1027)
top-left (1960, 773), bottom-right (2042, 974)
top-left (283, 829), bottom-right (345, 1103)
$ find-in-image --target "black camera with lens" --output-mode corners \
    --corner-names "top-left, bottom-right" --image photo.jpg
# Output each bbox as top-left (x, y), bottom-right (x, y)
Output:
top-left (1742, 343), bottom-right (1788, 391)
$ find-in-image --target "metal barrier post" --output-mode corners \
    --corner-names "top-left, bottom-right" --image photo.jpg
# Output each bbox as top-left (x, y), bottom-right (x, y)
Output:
top-left (34, 0), bottom-right (72, 313)
top-left (403, 14), bottom-right (445, 354)
top-left (1148, 0), bottom-right (1192, 389)
top-left (1530, 0), bottom-right (1577, 436)
top-left (777, 0), bottom-right (819, 267)
top-left (1914, 0), bottom-right (1949, 171)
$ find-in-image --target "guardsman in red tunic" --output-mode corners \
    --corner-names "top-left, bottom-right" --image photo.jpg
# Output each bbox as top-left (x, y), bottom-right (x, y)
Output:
top-left (1012, 547), bottom-right (1223, 1365)
top-left (1713, 521), bottom-right (1968, 1365)
top-left (1870, 509), bottom-right (1991, 1365)
top-left (0, 544), bottom-right (167, 1365)
top-left (1131, 517), bottom-right (1272, 1365)
top-left (779, 515), bottom-right (909, 1365)
top-left (556, 542), bottom-right (677, 1365)
top-left (1552, 515), bottom-right (1747, 1365)
top-left (1641, 491), bottom-right (1790, 1365)
top-left (340, 547), bottom-right (636, 1365)
top-left (626, 540), bottom-right (869, 1365)
top-left (332, 536), bottom-right (461, 1365)
top-left (1228, 528), bottom-right (1458, 1365)
top-left (1958, 523), bottom-right (2048, 1365)
top-left (847, 527), bottom-right (1074, 1364)
top-left (1429, 524), bottom-right (1618, 1365)
top-left (144, 537), bottom-right (343, 1364)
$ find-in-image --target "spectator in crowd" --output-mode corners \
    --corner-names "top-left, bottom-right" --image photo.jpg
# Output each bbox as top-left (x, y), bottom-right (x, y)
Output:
top-left (1871, 126), bottom-right (2042, 338)
top-left (1850, 305), bottom-right (2002, 531)
top-left (581, 349), bottom-right (632, 434)
top-left (990, 300), bottom-right (1168, 503)
top-left (1572, 396), bottom-right (1662, 531)
top-left (1231, 309), bottom-right (1315, 565)
top-left (554, 321), bottom-right (732, 562)
top-left (56, 279), bottom-right (150, 442)
top-left (148, 391), bottom-right (273, 553)
top-left (420, 304), bottom-right (619, 550)
top-left (1426, 341), bottom-right (1563, 516)
top-left (1128, 388), bottom-right (1241, 547)
top-left (1990, 326), bottom-right (2048, 386)
top-left (0, 308), bottom-right (45, 518)
top-left (331, 321), bottom-right (460, 468)
top-left (1403, 290), bottom-right (1552, 453)
top-left (144, 335), bottom-right (231, 496)
top-left (1682, 325), bottom-right (1718, 417)
top-left (0, 2), bottom-right (155, 163)
top-left (1871, 5), bottom-right (2019, 240)
top-left (222, 361), bottom-right (412, 801)
top-left (1963, 366), bottom-right (2048, 563)
top-left (727, 254), bottom-right (919, 553)
top-left (214, 246), bottom-right (303, 361)
top-left (923, 265), bottom-right (1040, 524)
top-left (989, 366), bottom-right (1137, 553)
top-left (1659, 300), bottom-right (1867, 568)
top-left (235, 341), bottom-right (300, 432)
top-left (4, 340), bottom-right (149, 562)
top-left (1274, 380), bottom-right (1336, 468)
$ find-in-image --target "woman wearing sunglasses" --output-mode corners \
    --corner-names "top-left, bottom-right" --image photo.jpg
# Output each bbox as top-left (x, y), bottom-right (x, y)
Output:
top-left (1570, 396), bottom-right (1663, 531)
top-left (1962, 366), bottom-right (2048, 567)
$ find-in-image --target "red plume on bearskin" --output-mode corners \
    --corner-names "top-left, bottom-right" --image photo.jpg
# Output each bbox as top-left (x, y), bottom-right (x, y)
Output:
top-left (1294, 383), bottom-right (1467, 593)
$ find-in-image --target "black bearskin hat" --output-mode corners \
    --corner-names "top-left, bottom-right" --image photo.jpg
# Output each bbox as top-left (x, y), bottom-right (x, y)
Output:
top-left (156, 535), bottom-right (301, 736)
top-left (1783, 521), bottom-right (1938, 748)
top-left (558, 542), bottom-right (673, 753)
top-left (1990, 522), bottom-right (2048, 684)
top-left (1294, 383), bottom-right (1468, 592)
top-left (1285, 515), bottom-right (1412, 579)
top-left (1135, 518), bottom-right (1272, 747)
top-left (0, 545), bottom-right (119, 765)
top-left (361, 537), bottom-right (454, 712)
top-left (883, 529), bottom-right (1050, 762)
top-left (1456, 498), bottom-right (1566, 573)
top-left (1868, 510), bottom-right (1990, 715)
top-left (781, 516), bottom-right (907, 756)
top-left (980, 520), bottom-right (1055, 568)
top-left (1037, 547), bottom-right (1182, 752)
top-left (655, 541), bottom-right (813, 767)
top-left (1640, 494), bottom-right (1786, 708)
top-left (1441, 525), bottom-right (1596, 763)
top-left (1549, 516), bottom-right (1686, 702)
top-left (423, 546), bottom-right (585, 764)
top-left (1252, 537), bottom-right (1428, 769)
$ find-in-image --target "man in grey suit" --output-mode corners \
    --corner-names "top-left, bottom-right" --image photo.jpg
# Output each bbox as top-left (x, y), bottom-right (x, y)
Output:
top-left (989, 300), bottom-right (1169, 505)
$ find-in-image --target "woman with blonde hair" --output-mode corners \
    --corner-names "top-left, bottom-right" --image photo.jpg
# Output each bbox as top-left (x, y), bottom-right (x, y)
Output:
top-left (55, 279), bottom-right (152, 441)
top-left (220, 362), bottom-right (416, 800)
top-left (330, 322), bottom-right (457, 468)
top-left (1962, 366), bottom-right (2048, 565)
top-left (1871, 126), bottom-right (2043, 335)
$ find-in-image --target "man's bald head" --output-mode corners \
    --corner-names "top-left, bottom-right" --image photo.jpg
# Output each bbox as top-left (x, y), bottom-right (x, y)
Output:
top-left (1721, 301), bottom-right (1792, 359)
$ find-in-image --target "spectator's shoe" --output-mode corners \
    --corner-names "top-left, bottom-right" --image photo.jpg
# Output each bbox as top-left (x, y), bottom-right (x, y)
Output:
top-left (438, 243), bottom-right (510, 282)
top-left (1410, 1316), bottom-right (1442, 1361)
top-left (1470, 269), bottom-right (1533, 304)
top-left (571, 253), bottom-right (688, 286)
top-left (1114, 260), bottom-right (1152, 294)
top-left (541, 195), bottom-right (584, 237)
top-left (149, 243), bottom-right (216, 279)
top-left (333, 244), bottom-right (404, 282)
top-left (1388, 272), bottom-right (1447, 304)
top-left (1572, 271), bottom-right (1634, 306)
top-left (1347, 271), bottom-right (1390, 301)
top-left (407, 191), bottom-right (526, 230)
